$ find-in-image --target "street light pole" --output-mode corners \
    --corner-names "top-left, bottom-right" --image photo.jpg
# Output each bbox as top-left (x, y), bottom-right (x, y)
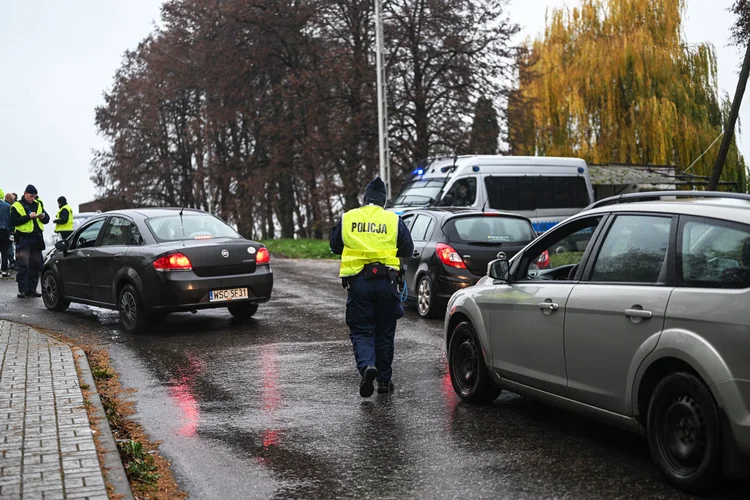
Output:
top-left (374, 0), bottom-right (391, 198)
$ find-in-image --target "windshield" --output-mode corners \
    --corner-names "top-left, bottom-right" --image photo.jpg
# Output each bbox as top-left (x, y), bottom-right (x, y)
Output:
top-left (146, 214), bottom-right (240, 242)
top-left (388, 178), bottom-right (446, 207)
top-left (445, 216), bottom-right (535, 244)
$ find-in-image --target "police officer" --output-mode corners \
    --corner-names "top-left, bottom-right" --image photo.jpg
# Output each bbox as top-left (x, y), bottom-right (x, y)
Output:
top-left (10, 185), bottom-right (50, 298)
top-left (330, 177), bottom-right (414, 397)
top-left (54, 196), bottom-right (74, 240)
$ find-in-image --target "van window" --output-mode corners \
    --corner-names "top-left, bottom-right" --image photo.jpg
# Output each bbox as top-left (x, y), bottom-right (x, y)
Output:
top-left (485, 176), bottom-right (589, 211)
top-left (440, 177), bottom-right (477, 207)
top-left (389, 178), bottom-right (446, 207)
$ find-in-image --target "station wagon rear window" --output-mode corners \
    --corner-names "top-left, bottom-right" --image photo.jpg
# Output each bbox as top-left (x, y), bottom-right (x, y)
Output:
top-left (445, 216), bottom-right (534, 244)
top-left (485, 176), bottom-right (590, 211)
top-left (146, 214), bottom-right (240, 242)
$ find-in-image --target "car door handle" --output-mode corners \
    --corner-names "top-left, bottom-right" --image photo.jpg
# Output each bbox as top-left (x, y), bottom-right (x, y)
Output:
top-left (81, 254), bottom-right (90, 261)
top-left (625, 308), bottom-right (653, 319)
top-left (413, 251), bottom-right (420, 257)
top-left (114, 254), bottom-right (123, 261)
top-left (538, 302), bottom-right (559, 311)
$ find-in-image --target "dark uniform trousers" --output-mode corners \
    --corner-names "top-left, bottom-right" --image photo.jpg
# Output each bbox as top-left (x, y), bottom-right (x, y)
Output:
top-left (57, 231), bottom-right (73, 241)
top-left (15, 236), bottom-right (43, 295)
top-left (346, 274), bottom-right (404, 383)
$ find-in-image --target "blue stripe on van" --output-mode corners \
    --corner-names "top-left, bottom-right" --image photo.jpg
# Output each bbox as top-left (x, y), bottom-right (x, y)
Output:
top-left (532, 221), bottom-right (560, 233)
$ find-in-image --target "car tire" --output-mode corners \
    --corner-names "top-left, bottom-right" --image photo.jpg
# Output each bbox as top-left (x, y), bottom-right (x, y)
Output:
top-left (647, 372), bottom-right (722, 492)
top-left (118, 284), bottom-right (149, 334)
top-left (416, 275), bottom-right (440, 319)
top-left (228, 302), bottom-right (259, 321)
top-left (448, 321), bottom-right (501, 404)
top-left (41, 271), bottom-right (70, 312)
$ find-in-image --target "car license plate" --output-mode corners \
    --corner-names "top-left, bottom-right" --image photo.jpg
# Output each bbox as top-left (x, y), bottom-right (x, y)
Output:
top-left (209, 288), bottom-right (249, 302)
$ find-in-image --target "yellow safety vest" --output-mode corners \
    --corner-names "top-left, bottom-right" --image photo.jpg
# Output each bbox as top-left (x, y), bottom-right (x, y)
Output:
top-left (340, 205), bottom-right (400, 277)
top-left (55, 204), bottom-right (74, 232)
top-left (11, 199), bottom-right (45, 233)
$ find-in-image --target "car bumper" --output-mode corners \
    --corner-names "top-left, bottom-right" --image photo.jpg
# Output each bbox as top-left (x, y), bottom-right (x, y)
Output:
top-left (435, 271), bottom-right (480, 302)
top-left (712, 378), bottom-right (750, 458)
top-left (141, 265), bottom-right (273, 312)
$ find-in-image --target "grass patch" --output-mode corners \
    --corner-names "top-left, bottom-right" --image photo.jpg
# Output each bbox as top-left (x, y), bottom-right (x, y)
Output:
top-left (261, 239), bottom-right (339, 260)
top-left (119, 439), bottom-right (160, 487)
top-left (91, 366), bottom-right (113, 380)
top-left (549, 251), bottom-right (584, 268)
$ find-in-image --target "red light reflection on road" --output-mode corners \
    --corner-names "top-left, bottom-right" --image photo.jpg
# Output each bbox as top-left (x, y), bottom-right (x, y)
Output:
top-left (441, 359), bottom-right (459, 431)
top-left (260, 344), bottom-right (281, 450)
top-left (167, 354), bottom-right (205, 437)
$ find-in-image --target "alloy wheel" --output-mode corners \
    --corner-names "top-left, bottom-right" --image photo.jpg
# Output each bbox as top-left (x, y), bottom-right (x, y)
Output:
top-left (120, 291), bottom-right (138, 330)
top-left (417, 278), bottom-right (431, 316)
top-left (42, 274), bottom-right (57, 306)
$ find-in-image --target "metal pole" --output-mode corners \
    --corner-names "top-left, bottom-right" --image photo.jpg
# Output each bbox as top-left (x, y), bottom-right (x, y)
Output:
top-left (374, 0), bottom-right (390, 198)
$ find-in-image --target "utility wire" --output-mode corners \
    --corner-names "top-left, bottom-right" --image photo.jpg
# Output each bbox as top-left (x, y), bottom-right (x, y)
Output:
top-left (666, 132), bottom-right (724, 189)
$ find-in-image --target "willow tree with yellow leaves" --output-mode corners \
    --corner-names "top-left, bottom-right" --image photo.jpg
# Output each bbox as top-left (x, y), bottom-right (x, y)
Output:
top-left (509, 0), bottom-right (747, 190)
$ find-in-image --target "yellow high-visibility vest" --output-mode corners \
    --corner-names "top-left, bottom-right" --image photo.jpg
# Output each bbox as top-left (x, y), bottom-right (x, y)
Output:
top-left (55, 204), bottom-right (74, 232)
top-left (12, 199), bottom-right (45, 233)
top-left (340, 205), bottom-right (400, 277)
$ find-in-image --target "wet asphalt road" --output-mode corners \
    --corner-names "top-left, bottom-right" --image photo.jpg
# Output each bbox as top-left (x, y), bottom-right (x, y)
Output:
top-left (1, 259), bottom-right (748, 499)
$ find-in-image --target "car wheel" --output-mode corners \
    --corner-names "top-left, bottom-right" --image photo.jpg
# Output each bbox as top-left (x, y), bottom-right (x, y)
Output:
top-left (448, 321), bottom-right (501, 404)
top-left (41, 271), bottom-right (70, 312)
top-left (416, 275), bottom-right (439, 319)
top-left (228, 302), bottom-right (259, 321)
top-left (119, 284), bottom-right (149, 334)
top-left (647, 372), bottom-right (722, 492)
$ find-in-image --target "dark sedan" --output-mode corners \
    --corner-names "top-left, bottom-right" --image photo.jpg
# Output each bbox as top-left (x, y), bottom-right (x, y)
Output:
top-left (41, 208), bottom-right (273, 332)
top-left (400, 208), bottom-right (540, 318)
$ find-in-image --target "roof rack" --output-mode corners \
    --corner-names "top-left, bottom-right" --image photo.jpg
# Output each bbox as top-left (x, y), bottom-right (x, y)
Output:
top-left (588, 190), bottom-right (750, 210)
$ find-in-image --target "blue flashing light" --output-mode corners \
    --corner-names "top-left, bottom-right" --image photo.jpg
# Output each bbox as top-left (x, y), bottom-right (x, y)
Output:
top-left (472, 166), bottom-right (480, 172)
top-left (578, 167), bottom-right (585, 173)
top-left (412, 168), bottom-right (425, 175)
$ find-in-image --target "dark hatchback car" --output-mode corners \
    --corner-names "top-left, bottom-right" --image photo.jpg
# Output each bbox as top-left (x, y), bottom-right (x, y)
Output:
top-left (41, 208), bottom-right (273, 333)
top-left (400, 209), bottom-right (539, 318)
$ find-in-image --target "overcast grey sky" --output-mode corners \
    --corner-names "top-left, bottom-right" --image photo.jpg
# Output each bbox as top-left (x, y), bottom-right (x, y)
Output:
top-left (0, 0), bottom-right (746, 218)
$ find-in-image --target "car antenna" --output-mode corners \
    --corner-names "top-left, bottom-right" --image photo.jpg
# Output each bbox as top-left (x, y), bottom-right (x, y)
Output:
top-left (481, 196), bottom-right (489, 213)
top-left (179, 205), bottom-right (186, 238)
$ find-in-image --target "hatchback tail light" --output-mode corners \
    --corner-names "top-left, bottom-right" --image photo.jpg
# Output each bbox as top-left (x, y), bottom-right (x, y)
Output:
top-left (537, 250), bottom-right (550, 269)
top-left (436, 243), bottom-right (466, 269)
top-left (256, 247), bottom-right (270, 265)
top-left (153, 252), bottom-right (193, 272)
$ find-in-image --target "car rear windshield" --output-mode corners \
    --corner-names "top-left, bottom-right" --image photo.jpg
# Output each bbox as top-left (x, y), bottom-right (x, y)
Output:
top-left (445, 216), bottom-right (534, 244)
top-left (146, 214), bottom-right (240, 242)
top-left (485, 176), bottom-right (590, 210)
top-left (388, 178), bottom-right (446, 207)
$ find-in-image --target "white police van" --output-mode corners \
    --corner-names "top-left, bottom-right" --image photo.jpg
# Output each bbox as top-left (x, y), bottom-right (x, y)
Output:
top-left (387, 155), bottom-right (595, 234)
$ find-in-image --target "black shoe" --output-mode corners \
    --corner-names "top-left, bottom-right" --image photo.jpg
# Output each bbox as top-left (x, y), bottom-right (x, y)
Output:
top-left (377, 380), bottom-right (394, 394)
top-left (359, 366), bottom-right (378, 398)
top-left (17, 293), bottom-right (26, 299)
top-left (26, 291), bottom-right (42, 298)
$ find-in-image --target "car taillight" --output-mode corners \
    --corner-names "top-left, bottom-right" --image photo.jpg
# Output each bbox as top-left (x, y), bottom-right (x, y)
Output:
top-left (256, 247), bottom-right (270, 265)
top-left (436, 243), bottom-right (466, 269)
top-left (537, 250), bottom-right (550, 269)
top-left (153, 252), bottom-right (193, 272)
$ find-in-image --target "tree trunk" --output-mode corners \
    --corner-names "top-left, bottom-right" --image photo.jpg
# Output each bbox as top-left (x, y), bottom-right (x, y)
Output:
top-left (708, 42), bottom-right (750, 191)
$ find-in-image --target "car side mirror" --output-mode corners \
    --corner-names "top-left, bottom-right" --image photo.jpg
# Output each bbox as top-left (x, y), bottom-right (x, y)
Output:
top-left (55, 239), bottom-right (68, 255)
top-left (488, 252), bottom-right (510, 282)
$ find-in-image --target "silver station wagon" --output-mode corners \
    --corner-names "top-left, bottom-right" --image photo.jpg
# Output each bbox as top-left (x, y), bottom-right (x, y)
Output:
top-left (444, 191), bottom-right (750, 492)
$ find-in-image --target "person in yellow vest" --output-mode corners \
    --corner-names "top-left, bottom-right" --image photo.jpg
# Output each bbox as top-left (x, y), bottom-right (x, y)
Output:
top-left (329, 177), bottom-right (414, 397)
top-left (54, 196), bottom-right (74, 240)
top-left (9, 185), bottom-right (50, 298)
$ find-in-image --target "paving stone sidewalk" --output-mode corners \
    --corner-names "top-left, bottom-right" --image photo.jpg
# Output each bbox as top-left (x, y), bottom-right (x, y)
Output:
top-left (0, 321), bottom-right (110, 499)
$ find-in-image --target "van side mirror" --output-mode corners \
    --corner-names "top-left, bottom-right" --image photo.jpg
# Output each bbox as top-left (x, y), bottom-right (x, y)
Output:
top-left (488, 252), bottom-right (510, 282)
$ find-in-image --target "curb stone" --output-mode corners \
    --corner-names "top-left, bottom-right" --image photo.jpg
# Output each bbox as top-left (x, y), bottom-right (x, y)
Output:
top-left (73, 347), bottom-right (134, 500)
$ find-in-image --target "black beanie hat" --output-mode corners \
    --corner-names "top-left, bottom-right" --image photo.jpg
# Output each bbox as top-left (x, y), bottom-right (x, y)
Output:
top-left (364, 176), bottom-right (387, 206)
top-left (58, 196), bottom-right (67, 205)
top-left (25, 184), bottom-right (38, 195)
